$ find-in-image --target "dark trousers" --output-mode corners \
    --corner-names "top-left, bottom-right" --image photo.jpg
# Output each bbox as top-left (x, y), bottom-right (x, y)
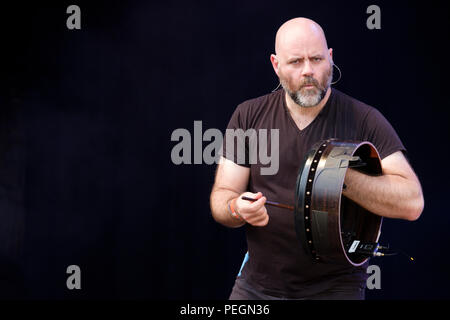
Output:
top-left (229, 277), bottom-right (365, 300)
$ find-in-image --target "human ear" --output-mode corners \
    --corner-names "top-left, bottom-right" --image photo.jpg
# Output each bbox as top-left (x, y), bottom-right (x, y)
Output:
top-left (270, 54), bottom-right (280, 76)
top-left (328, 48), bottom-right (333, 64)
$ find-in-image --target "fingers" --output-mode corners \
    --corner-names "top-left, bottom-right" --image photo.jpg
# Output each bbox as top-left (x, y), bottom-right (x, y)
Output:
top-left (246, 207), bottom-right (269, 226)
top-left (235, 192), bottom-right (269, 227)
top-left (248, 195), bottom-right (266, 211)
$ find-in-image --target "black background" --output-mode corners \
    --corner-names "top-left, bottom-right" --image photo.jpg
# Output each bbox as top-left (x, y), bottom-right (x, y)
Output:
top-left (0, 0), bottom-right (449, 300)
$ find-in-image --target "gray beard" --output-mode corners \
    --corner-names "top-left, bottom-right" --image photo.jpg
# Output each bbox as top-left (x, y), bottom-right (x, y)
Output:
top-left (281, 67), bottom-right (333, 108)
top-left (288, 87), bottom-right (327, 107)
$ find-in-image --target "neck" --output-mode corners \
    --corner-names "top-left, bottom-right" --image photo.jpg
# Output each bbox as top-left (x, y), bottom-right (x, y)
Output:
top-left (284, 87), bottom-right (332, 118)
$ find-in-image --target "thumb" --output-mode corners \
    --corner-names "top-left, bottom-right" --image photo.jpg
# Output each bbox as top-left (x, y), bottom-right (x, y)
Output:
top-left (252, 192), bottom-right (263, 200)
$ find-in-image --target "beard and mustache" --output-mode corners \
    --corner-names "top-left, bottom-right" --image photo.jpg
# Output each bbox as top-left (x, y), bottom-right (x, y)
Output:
top-left (279, 62), bottom-right (333, 108)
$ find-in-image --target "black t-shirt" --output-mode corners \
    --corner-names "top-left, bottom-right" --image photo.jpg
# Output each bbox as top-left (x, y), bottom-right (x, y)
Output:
top-left (221, 88), bottom-right (406, 298)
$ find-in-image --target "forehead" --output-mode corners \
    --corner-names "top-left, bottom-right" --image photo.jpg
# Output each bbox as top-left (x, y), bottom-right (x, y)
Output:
top-left (276, 27), bottom-right (328, 59)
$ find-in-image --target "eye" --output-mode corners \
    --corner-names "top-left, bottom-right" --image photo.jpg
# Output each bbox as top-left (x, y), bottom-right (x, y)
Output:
top-left (313, 57), bottom-right (322, 62)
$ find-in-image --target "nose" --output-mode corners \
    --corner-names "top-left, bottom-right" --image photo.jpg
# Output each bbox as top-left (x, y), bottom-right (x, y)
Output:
top-left (302, 60), bottom-right (314, 77)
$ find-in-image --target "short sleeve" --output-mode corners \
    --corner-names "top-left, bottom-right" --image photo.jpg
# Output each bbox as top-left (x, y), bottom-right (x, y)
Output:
top-left (361, 107), bottom-right (406, 160)
top-left (219, 104), bottom-right (252, 167)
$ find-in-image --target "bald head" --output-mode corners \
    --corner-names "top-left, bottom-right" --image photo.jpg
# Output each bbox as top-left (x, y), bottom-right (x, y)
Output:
top-left (275, 18), bottom-right (329, 58)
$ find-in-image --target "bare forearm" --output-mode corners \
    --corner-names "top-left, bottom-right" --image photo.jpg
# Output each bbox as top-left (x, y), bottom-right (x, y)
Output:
top-left (342, 169), bottom-right (424, 221)
top-left (210, 187), bottom-right (245, 228)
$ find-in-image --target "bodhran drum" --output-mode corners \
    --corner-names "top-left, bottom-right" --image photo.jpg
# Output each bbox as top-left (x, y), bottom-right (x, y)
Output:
top-left (294, 139), bottom-right (383, 266)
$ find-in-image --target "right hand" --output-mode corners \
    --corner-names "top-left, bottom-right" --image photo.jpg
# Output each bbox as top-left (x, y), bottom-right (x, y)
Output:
top-left (234, 192), bottom-right (269, 227)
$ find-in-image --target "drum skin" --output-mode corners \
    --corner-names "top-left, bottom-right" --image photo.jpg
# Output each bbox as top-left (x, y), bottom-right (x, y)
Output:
top-left (294, 139), bottom-right (383, 266)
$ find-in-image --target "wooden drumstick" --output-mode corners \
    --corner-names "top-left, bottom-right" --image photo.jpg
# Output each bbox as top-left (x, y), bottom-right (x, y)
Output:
top-left (241, 196), bottom-right (294, 211)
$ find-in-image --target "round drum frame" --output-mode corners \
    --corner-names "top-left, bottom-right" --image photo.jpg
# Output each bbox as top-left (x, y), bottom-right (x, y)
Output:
top-left (294, 139), bottom-right (383, 266)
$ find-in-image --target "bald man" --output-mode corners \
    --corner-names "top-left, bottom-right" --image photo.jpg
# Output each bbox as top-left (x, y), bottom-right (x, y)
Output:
top-left (210, 18), bottom-right (423, 300)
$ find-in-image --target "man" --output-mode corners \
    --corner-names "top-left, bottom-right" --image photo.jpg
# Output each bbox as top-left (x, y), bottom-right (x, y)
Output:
top-left (209, 17), bottom-right (424, 300)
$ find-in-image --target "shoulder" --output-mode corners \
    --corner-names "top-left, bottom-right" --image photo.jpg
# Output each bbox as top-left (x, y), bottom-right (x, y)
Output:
top-left (237, 89), bottom-right (283, 113)
top-left (233, 90), bottom-right (283, 127)
top-left (332, 90), bottom-right (405, 158)
top-left (332, 88), bottom-right (375, 115)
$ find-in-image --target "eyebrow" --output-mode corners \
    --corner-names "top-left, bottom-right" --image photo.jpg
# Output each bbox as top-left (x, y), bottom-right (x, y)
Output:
top-left (288, 54), bottom-right (324, 61)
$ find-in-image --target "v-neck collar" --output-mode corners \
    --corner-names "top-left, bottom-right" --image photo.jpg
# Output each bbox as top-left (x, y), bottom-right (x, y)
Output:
top-left (281, 88), bottom-right (334, 135)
